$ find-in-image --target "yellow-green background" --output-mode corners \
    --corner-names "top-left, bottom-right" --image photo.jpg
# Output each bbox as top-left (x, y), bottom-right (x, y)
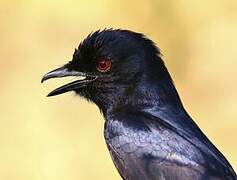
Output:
top-left (0, 0), bottom-right (236, 179)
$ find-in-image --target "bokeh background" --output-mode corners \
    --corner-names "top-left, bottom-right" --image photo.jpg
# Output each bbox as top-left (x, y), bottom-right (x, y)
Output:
top-left (0, 0), bottom-right (236, 179)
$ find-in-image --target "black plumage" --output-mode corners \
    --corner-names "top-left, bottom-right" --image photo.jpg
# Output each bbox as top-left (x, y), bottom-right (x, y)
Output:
top-left (42, 29), bottom-right (237, 180)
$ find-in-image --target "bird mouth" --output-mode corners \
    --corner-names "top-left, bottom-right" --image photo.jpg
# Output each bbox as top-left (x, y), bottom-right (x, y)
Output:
top-left (41, 66), bottom-right (97, 97)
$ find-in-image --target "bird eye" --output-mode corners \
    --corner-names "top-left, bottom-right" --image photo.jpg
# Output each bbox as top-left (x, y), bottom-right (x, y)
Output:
top-left (96, 59), bottom-right (112, 73)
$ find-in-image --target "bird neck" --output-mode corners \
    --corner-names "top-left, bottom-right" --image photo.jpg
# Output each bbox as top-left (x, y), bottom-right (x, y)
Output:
top-left (102, 73), bottom-right (185, 117)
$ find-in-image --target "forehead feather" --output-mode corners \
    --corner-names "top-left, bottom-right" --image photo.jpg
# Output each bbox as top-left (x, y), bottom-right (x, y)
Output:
top-left (73, 29), bottom-right (161, 59)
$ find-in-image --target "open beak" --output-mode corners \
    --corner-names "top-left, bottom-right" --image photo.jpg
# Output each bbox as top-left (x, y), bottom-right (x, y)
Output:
top-left (41, 66), bottom-right (97, 97)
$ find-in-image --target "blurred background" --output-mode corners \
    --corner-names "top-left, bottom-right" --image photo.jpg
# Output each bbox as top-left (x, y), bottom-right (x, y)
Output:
top-left (0, 0), bottom-right (236, 179)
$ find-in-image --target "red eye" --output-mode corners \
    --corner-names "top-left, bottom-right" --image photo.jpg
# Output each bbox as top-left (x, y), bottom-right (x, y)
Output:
top-left (96, 59), bottom-right (112, 72)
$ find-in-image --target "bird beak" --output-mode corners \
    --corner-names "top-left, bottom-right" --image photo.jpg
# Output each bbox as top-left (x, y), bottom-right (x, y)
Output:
top-left (41, 66), bottom-right (97, 97)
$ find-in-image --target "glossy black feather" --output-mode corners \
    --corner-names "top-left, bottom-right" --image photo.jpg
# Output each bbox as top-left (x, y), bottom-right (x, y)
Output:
top-left (44, 29), bottom-right (237, 180)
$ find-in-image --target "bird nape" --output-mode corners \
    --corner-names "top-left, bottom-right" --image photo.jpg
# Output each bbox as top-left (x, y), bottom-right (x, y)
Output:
top-left (42, 29), bottom-right (237, 180)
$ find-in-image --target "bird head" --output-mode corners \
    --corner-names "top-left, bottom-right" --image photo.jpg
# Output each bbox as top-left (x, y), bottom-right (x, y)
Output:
top-left (42, 29), bottom-right (179, 113)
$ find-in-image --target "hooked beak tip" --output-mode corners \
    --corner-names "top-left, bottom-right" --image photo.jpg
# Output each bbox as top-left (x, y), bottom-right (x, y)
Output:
top-left (41, 76), bottom-right (47, 83)
top-left (41, 66), bottom-right (68, 84)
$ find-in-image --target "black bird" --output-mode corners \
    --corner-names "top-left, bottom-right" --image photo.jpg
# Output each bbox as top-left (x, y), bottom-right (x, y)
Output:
top-left (42, 29), bottom-right (237, 180)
